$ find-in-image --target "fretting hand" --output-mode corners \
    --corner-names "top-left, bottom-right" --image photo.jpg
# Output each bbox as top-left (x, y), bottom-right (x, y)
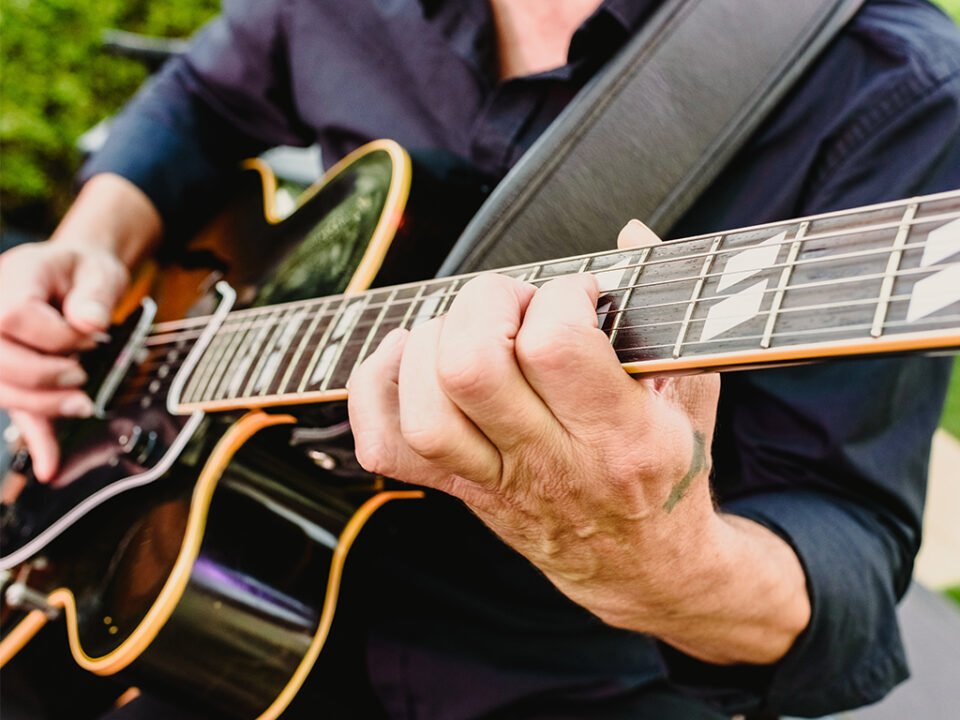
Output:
top-left (348, 223), bottom-right (810, 666)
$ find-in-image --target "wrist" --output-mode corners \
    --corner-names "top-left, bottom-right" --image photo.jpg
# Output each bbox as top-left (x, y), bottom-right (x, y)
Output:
top-left (636, 512), bottom-right (811, 665)
top-left (51, 173), bottom-right (162, 268)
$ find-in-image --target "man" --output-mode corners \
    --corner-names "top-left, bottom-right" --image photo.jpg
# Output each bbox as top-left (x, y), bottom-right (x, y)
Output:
top-left (1, 0), bottom-right (959, 717)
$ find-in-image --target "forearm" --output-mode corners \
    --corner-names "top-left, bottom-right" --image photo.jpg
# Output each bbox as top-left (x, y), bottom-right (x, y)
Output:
top-left (636, 512), bottom-right (810, 665)
top-left (52, 173), bottom-right (162, 268)
top-left (561, 493), bottom-right (810, 667)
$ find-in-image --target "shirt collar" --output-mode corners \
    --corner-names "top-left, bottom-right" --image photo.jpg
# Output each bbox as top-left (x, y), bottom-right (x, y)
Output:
top-left (415, 0), bottom-right (667, 85)
top-left (419, 0), bottom-right (665, 30)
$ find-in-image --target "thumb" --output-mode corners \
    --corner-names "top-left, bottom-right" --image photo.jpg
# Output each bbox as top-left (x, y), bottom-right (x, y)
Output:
top-left (617, 219), bottom-right (662, 250)
top-left (62, 250), bottom-right (130, 333)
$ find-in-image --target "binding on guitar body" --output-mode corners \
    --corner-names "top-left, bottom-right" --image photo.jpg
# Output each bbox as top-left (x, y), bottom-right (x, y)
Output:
top-left (2, 138), bottom-right (960, 718)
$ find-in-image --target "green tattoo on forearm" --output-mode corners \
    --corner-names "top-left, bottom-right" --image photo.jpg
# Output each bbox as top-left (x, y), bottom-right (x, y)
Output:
top-left (662, 431), bottom-right (707, 513)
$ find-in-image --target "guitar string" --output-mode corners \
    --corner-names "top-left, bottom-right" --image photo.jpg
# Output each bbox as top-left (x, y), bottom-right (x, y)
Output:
top-left (140, 206), bottom-right (960, 337)
top-left (113, 290), bottom-right (960, 409)
top-left (138, 282), bottom-right (960, 410)
top-left (142, 216), bottom-right (960, 347)
top-left (121, 303), bottom-right (960, 408)
top-left (101, 198), bottom-right (960, 405)
top-left (613, 310), bottom-right (960, 357)
top-left (122, 289), bottom-right (960, 407)
top-left (141, 256), bottom-right (960, 356)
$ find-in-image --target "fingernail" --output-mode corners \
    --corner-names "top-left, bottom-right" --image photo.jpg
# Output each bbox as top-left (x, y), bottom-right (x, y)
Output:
top-left (60, 394), bottom-right (94, 417)
top-left (56, 367), bottom-right (88, 388)
top-left (73, 300), bottom-right (110, 328)
top-left (381, 328), bottom-right (407, 351)
top-left (90, 331), bottom-right (112, 344)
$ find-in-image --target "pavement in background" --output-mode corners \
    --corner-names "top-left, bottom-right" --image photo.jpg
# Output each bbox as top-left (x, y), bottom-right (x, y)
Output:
top-left (915, 429), bottom-right (960, 589)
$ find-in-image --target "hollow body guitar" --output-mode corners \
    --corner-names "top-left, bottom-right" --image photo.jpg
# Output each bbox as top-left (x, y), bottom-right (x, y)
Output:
top-left (2, 138), bottom-right (960, 718)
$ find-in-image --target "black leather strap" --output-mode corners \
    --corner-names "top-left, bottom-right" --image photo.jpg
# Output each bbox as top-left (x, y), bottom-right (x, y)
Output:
top-left (439, 0), bottom-right (865, 275)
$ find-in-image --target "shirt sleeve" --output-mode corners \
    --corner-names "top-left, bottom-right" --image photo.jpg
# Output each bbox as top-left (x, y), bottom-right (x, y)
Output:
top-left (80, 0), bottom-right (312, 239)
top-left (662, 19), bottom-right (960, 718)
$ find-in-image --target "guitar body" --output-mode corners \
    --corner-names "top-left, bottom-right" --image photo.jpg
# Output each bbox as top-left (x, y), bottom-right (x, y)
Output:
top-left (0, 140), bottom-right (486, 718)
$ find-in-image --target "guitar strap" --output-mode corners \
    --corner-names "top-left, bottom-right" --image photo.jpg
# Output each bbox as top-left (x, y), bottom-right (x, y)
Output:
top-left (438, 0), bottom-right (866, 274)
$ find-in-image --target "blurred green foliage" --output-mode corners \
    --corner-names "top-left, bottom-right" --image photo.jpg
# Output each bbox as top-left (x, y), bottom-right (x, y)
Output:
top-left (939, 0), bottom-right (960, 19)
top-left (0, 0), bottom-right (218, 233)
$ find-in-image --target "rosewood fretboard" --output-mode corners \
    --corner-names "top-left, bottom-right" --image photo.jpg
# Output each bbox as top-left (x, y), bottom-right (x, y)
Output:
top-left (168, 189), bottom-right (960, 414)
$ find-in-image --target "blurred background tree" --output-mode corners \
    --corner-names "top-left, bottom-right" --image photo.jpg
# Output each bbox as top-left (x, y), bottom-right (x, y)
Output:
top-left (0, 0), bottom-right (218, 235)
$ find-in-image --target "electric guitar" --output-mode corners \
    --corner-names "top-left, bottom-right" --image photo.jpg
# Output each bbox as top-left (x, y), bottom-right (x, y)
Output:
top-left (1, 139), bottom-right (959, 718)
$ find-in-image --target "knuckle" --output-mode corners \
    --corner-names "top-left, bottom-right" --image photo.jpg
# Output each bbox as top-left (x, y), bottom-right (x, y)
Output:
top-left (353, 432), bottom-right (396, 476)
top-left (0, 300), bottom-right (28, 335)
top-left (436, 349), bottom-right (498, 400)
top-left (515, 324), bottom-right (582, 372)
top-left (454, 273), bottom-right (522, 308)
top-left (400, 419), bottom-right (451, 461)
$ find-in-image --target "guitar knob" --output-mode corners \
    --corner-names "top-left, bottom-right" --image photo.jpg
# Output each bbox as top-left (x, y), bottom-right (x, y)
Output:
top-left (118, 426), bottom-right (160, 465)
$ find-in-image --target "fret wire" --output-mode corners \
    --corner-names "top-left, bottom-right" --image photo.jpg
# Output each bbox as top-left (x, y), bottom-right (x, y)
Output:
top-left (352, 288), bottom-right (399, 375)
top-left (591, 208), bottom-right (959, 277)
top-left (278, 297), bottom-right (331, 396)
top-left (673, 236), bottom-right (722, 358)
top-left (398, 285), bottom-right (427, 330)
top-left (261, 304), bottom-right (311, 396)
top-left (184, 326), bottom-right (233, 404)
top-left (298, 296), bottom-right (349, 393)
top-left (616, 289), bottom-right (930, 336)
top-left (871, 203), bottom-right (918, 338)
top-left (609, 248), bottom-right (648, 347)
top-left (434, 278), bottom-right (461, 317)
top-left (205, 320), bottom-right (251, 401)
top-left (524, 266), bottom-right (542, 283)
top-left (214, 310), bottom-right (274, 400)
top-left (601, 234), bottom-right (933, 302)
top-left (240, 308), bottom-right (289, 398)
top-left (185, 313), bottom-right (253, 403)
top-left (601, 255), bottom-right (960, 324)
top-left (320, 295), bottom-right (372, 392)
top-left (222, 312), bottom-right (267, 400)
top-left (240, 307), bottom-right (283, 395)
top-left (761, 222), bottom-right (809, 349)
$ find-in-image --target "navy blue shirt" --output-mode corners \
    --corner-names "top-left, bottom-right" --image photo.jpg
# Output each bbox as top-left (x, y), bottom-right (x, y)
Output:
top-left (84, 0), bottom-right (960, 717)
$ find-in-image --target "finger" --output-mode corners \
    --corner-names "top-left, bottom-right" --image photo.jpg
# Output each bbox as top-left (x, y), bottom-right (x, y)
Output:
top-left (0, 248), bottom-right (95, 353)
top-left (515, 274), bottom-right (651, 433)
top-left (397, 317), bottom-right (501, 484)
top-left (62, 251), bottom-right (129, 332)
top-left (434, 274), bottom-right (558, 453)
top-left (9, 411), bottom-right (59, 482)
top-left (617, 219), bottom-right (662, 250)
top-left (0, 296), bottom-right (93, 354)
top-left (0, 382), bottom-right (93, 418)
top-left (0, 338), bottom-right (88, 390)
top-left (348, 329), bottom-right (449, 487)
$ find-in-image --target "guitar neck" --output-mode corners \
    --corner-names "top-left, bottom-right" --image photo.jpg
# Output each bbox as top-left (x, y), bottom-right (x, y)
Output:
top-left (168, 189), bottom-right (960, 414)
